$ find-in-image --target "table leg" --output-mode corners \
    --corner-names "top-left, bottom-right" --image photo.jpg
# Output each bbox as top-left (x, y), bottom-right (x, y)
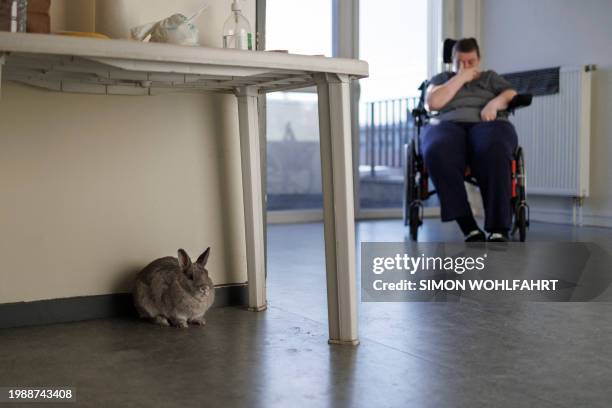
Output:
top-left (236, 86), bottom-right (267, 311)
top-left (314, 73), bottom-right (359, 345)
top-left (0, 53), bottom-right (5, 98)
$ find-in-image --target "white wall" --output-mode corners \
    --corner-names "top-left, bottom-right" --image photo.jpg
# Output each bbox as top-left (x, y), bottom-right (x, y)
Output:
top-left (481, 0), bottom-right (612, 227)
top-left (0, 0), bottom-right (257, 303)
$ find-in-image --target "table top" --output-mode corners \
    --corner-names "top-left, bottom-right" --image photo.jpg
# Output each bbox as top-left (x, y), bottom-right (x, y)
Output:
top-left (0, 33), bottom-right (369, 95)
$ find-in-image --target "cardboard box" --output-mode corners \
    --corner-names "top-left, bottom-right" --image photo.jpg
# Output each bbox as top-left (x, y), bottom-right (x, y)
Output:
top-left (26, 0), bottom-right (50, 33)
top-left (27, 0), bottom-right (50, 14)
top-left (26, 12), bottom-right (49, 33)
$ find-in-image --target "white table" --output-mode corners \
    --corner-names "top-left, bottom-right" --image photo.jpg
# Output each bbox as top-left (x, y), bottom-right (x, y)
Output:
top-left (0, 33), bottom-right (368, 345)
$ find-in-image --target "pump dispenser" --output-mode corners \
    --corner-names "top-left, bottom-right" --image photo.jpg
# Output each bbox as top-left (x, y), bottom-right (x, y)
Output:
top-left (222, 0), bottom-right (253, 50)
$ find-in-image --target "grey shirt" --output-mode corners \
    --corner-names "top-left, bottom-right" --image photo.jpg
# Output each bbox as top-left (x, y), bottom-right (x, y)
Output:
top-left (429, 70), bottom-right (514, 122)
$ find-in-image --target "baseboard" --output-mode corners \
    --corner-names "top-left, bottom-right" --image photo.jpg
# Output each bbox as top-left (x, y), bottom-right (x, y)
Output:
top-left (358, 207), bottom-right (440, 220)
top-left (0, 283), bottom-right (248, 329)
top-left (267, 207), bottom-right (441, 223)
top-left (580, 212), bottom-right (612, 228)
top-left (267, 209), bottom-right (323, 224)
top-left (528, 208), bottom-right (575, 225)
top-left (529, 208), bottom-right (612, 228)
top-left (357, 208), bottom-right (403, 219)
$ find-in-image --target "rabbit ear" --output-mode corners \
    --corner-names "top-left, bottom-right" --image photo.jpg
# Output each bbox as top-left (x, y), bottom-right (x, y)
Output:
top-left (177, 249), bottom-right (192, 271)
top-left (196, 247), bottom-right (211, 266)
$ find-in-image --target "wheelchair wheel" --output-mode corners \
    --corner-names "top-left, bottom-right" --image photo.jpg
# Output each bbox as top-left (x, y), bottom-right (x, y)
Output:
top-left (409, 204), bottom-right (420, 241)
top-left (512, 146), bottom-right (529, 241)
top-left (404, 139), bottom-right (418, 226)
top-left (404, 138), bottom-right (423, 241)
top-left (517, 205), bottom-right (527, 242)
top-left (515, 147), bottom-right (526, 200)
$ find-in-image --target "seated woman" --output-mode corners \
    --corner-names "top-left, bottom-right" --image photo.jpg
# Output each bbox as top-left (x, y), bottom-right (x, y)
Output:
top-left (423, 38), bottom-right (517, 242)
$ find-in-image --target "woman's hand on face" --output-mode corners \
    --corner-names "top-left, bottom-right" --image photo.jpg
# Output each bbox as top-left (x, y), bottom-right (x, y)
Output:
top-left (480, 101), bottom-right (498, 121)
top-left (457, 63), bottom-right (480, 84)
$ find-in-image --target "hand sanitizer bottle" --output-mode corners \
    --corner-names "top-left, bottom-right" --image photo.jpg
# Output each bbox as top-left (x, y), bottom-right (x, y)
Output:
top-left (222, 0), bottom-right (253, 50)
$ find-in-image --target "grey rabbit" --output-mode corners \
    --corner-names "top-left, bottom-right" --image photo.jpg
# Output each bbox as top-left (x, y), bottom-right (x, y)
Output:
top-left (133, 247), bottom-right (215, 328)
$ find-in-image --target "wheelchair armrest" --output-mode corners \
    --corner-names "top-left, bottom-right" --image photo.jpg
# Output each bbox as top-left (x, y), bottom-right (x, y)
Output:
top-left (506, 93), bottom-right (533, 114)
top-left (411, 106), bottom-right (428, 118)
top-left (411, 106), bottom-right (429, 129)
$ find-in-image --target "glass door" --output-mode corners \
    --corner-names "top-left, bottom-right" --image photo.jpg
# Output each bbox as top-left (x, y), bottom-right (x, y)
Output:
top-left (265, 0), bottom-right (332, 213)
top-left (358, 0), bottom-right (428, 212)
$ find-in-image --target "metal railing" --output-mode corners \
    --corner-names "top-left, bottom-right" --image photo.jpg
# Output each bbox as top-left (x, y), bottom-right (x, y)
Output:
top-left (360, 97), bottom-right (420, 177)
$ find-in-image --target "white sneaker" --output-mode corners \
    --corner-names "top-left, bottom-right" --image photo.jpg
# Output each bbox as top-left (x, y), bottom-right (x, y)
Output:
top-left (487, 233), bottom-right (509, 242)
top-left (464, 229), bottom-right (485, 242)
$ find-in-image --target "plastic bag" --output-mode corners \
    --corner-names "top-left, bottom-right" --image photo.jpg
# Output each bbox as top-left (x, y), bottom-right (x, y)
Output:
top-left (130, 2), bottom-right (209, 46)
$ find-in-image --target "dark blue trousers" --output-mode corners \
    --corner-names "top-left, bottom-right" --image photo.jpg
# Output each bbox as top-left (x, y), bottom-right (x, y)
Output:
top-left (421, 120), bottom-right (518, 232)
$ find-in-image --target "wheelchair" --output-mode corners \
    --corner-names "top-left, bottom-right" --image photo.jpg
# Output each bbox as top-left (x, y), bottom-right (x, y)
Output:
top-left (403, 39), bottom-right (533, 242)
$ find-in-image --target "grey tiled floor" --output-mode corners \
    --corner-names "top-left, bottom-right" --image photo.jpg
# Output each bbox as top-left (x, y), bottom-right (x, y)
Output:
top-left (1, 219), bottom-right (612, 407)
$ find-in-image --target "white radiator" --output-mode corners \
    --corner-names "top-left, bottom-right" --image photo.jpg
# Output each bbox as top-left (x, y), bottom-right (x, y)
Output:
top-left (510, 66), bottom-right (593, 197)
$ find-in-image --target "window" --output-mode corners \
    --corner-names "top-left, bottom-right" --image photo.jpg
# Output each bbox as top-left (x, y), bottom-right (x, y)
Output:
top-left (265, 0), bottom-right (332, 211)
top-left (359, 0), bottom-right (428, 210)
